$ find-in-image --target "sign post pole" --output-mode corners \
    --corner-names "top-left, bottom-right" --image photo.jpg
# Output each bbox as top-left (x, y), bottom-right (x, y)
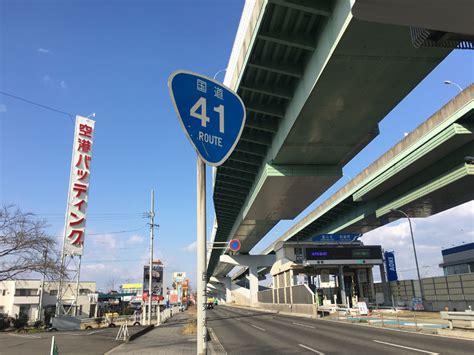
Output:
top-left (168, 70), bottom-right (246, 355)
top-left (197, 156), bottom-right (207, 354)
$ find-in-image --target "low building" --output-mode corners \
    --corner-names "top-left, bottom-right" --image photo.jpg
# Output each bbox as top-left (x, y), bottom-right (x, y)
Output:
top-left (440, 242), bottom-right (474, 276)
top-left (120, 283), bottom-right (143, 295)
top-left (0, 279), bottom-right (96, 321)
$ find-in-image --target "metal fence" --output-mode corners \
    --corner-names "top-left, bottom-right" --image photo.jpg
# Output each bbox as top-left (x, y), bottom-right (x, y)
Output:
top-left (292, 284), bottom-right (314, 304)
top-left (258, 289), bottom-right (273, 303)
top-left (375, 273), bottom-right (474, 310)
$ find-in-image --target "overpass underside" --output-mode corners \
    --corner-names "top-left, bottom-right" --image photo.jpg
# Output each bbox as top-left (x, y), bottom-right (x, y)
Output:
top-left (265, 86), bottom-right (474, 250)
top-left (210, 0), bottom-right (450, 277)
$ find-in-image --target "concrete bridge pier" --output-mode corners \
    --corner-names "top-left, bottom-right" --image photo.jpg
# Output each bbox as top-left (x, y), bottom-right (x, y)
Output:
top-left (219, 254), bottom-right (275, 306)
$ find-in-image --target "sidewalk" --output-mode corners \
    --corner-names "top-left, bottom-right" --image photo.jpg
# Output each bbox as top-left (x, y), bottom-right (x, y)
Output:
top-left (108, 311), bottom-right (196, 355)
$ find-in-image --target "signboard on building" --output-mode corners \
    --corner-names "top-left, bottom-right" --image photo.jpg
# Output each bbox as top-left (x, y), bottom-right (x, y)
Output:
top-left (173, 272), bottom-right (187, 283)
top-left (143, 262), bottom-right (163, 296)
top-left (63, 116), bottom-right (95, 256)
top-left (384, 251), bottom-right (398, 281)
top-left (306, 246), bottom-right (382, 261)
top-left (312, 234), bottom-right (361, 243)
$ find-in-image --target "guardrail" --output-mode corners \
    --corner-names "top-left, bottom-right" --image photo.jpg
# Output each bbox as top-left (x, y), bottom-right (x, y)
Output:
top-left (440, 311), bottom-right (474, 329)
top-left (159, 305), bottom-right (180, 324)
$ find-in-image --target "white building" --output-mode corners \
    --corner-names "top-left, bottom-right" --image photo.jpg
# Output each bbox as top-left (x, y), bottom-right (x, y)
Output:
top-left (0, 279), bottom-right (96, 321)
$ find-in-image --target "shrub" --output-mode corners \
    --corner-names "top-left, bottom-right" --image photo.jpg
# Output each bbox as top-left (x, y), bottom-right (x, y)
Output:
top-left (13, 314), bottom-right (28, 329)
top-left (33, 320), bottom-right (43, 329)
top-left (0, 318), bottom-right (9, 331)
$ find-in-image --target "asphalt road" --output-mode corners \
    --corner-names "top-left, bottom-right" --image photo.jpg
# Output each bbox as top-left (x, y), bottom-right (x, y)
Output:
top-left (208, 305), bottom-right (474, 354)
top-left (0, 326), bottom-right (144, 355)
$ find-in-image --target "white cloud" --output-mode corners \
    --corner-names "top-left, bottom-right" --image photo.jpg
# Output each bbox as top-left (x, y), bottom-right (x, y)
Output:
top-left (42, 74), bottom-right (52, 84)
top-left (88, 233), bottom-right (118, 251)
top-left (363, 201), bottom-right (473, 280)
top-left (42, 74), bottom-right (67, 90)
top-left (182, 241), bottom-right (197, 252)
top-left (0, 104), bottom-right (6, 113)
top-left (37, 48), bottom-right (52, 55)
top-left (127, 234), bottom-right (144, 244)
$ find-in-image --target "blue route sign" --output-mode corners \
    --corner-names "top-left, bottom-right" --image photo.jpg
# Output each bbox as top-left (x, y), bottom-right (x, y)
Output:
top-left (168, 70), bottom-right (246, 166)
top-left (312, 233), bottom-right (362, 243)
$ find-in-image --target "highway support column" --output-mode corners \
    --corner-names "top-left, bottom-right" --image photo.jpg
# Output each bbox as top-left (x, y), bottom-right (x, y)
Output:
top-left (338, 265), bottom-right (347, 306)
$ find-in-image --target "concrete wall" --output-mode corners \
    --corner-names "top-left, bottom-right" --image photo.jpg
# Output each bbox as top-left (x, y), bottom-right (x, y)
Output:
top-left (230, 284), bottom-right (251, 306)
top-left (258, 302), bottom-right (317, 317)
top-left (375, 273), bottom-right (474, 311)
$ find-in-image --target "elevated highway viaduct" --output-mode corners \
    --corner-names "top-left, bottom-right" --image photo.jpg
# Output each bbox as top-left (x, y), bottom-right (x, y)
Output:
top-left (224, 85), bottom-right (473, 300)
top-left (208, 0), bottom-right (470, 280)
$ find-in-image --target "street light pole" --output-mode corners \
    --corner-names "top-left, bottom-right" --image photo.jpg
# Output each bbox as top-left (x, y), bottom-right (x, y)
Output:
top-left (390, 209), bottom-right (424, 303)
top-left (443, 80), bottom-right (463, 93)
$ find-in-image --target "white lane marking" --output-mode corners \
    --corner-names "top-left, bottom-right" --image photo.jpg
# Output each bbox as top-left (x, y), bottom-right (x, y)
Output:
top-left (209, 327), bottom-right (227, 354)
top-left (373, 340), bottom-right (439, 354)
top-left (87, 329), bottom-right (106, 335)
top-left (298, 344), bottom-right (324, 354)
top-left (293, 322), bottom-right (315, 329)
top-left (250, 324), bottom-right (266, 332)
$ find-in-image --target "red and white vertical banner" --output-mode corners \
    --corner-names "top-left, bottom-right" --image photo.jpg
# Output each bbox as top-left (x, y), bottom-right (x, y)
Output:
top-left (63, 115), bottom-right (95, 256)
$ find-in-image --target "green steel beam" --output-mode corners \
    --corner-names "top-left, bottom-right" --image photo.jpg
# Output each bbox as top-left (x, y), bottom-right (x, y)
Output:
top-left (216, 176), bottom-right (252, 189)
top-left (376, 163), bottom-right (474, 217)
top-left (240, 129), bottom-right (273, 146)
top-left (228, 151), bottom-right (263, 167)
top-left (245, 116), bottom-right (279, 133)
top-left (270, 0), bottom-right (332, 17)
top-left (246, 103), bottom-right (286, 118)
top-left (215, 203), bottom-right (241, 213)
top-left (223, 160), bottom-right (260, 174)
top-left (214, 197), bottom-right (244, 207)
top-left (214, 185), bottom-right (249, 196)
top-left (214, 191), bottom-right (246, 201)
top-left (234, 141), bottom-right (267, 156)
top-left (258, 31), bottom-right (316, 51)
top-left (240, 84), bottom-right (293, 100)
top-left (354, 122), bottom-right (474, 202)
top-left (247, 60), bottom-right (303, 78)
top-left (218, 169), bottom-right (255, 182)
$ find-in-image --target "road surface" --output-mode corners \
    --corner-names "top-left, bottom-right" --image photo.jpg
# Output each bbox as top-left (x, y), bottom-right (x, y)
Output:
top-left (208, 305), bottom-right (473, 354)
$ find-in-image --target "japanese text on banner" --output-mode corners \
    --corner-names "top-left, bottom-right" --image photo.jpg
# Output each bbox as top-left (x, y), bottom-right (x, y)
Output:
top-left (63, 116), bottom-right (95, 256)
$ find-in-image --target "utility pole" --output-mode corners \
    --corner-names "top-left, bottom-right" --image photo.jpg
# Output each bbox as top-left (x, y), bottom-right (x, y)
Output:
top-left (148, 189), bottom-right (155, 325)
top-left (38, 248), bottom-right (47, 322)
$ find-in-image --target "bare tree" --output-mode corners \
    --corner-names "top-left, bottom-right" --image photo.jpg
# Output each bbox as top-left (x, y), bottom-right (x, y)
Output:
top-left (0, 204), bottom-right (62, 281)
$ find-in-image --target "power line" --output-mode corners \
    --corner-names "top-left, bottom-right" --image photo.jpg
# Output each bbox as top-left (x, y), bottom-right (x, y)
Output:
top-left (52, 225), bottom-right (147, 240)
top-left (87, 226), bottom-right (147, 235)
top-left (82, 258), bottom-right (149, 263)
top-left (0, 91), bottom-right (75, 122)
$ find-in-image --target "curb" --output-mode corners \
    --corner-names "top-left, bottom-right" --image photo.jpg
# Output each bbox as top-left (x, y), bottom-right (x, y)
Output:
top-left (127, 324), bottom-right (155, 342)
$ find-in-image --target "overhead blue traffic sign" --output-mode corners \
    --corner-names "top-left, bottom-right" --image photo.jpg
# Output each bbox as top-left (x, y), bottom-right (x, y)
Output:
top-left (168, 71), bottom-right (246, 166)
top-left (312, 233), bottom-right (362, 243)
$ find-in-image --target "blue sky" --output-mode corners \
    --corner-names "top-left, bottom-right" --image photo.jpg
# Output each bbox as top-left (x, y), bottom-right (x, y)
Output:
top-left (1, 0), bottom-right (473, 290)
